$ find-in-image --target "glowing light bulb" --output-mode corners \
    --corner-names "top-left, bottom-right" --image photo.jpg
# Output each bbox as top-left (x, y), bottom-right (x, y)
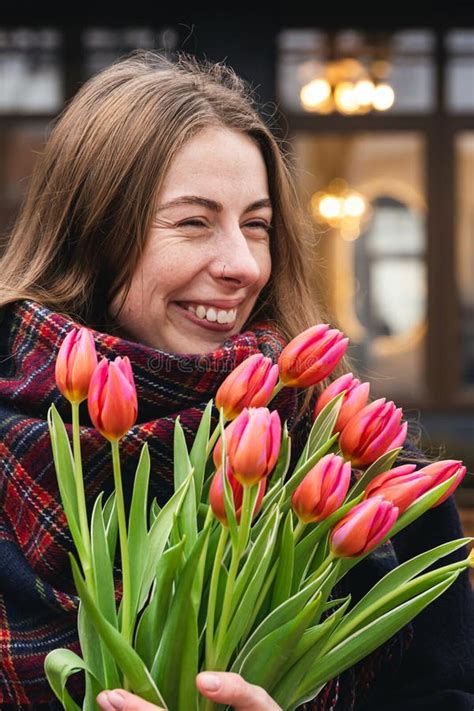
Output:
top-left (334, 82), bottom-right (359, 114)
top-left (373, 83), bottom-right (395, 111)
top-left (319, 195), bottom-right (343, 220)
top-left (300, 79), bottom-right (331, 110)
top-left (353, 79), bottom-right (375, 106)
top-left (344, 193), bottom-right (366, 218)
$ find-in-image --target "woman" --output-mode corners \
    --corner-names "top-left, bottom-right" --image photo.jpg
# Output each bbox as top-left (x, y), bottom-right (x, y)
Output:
top-left (0, 50), bottom-right (472, 711)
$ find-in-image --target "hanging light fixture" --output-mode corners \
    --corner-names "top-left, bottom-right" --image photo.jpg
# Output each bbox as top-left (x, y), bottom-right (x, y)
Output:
top-left (310, 179), bottom-right (371, 241)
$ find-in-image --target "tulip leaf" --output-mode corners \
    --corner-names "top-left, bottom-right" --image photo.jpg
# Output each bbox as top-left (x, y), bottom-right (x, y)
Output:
top-left (304, 392), bottom-right (345, 461)
top-left (128, 443), bottom-right (151, 619)
top-left (173, 416), bottom-right (193, 490)
top-left (346, 446), bottom-right (403, 502)
top-left (151, 524), bottom-right (211, 710)
top-left (267, 421), bottom-right (291, 490)
top-left (218, 409), bottom-right (239, 550)
top-left (190, 398), bottom-right (213, 507)
top-left (77, 601), bottom-right (119, 707)
top-left (290, 571), bottom-right (459, 708)
top-left (178, 472), bottom-right (198, 558)
top-left (44, 647), bottom-right (98, 711)
top-left (269, 510), bottom-right (295, 611)
top-left (135, 538), bottom-right (185, 669)
top-left (272, 597), bottom-right (350, 709)
top-left (70, 555), bottom-right (167, 707)
top-left (138, 470), bottom-right (193, 609)
top-left (47, 405), bottom-right (85, 562)
top-left (103, 492), bottom-right (118, 567)
top-left (328, 537), bottom-right (472, 649)
top-left (236, 592), bottom-right (322, 693)
top-left (91, 493), bottom-right (118, 629)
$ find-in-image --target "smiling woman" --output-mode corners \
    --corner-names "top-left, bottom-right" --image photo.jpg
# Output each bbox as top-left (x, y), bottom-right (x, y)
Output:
top-left (0, 49), bottom-right (473, 711)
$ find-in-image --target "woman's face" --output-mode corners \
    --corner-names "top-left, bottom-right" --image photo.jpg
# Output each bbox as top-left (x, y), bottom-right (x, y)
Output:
top-left (110, 127), bottom-right (273, 354)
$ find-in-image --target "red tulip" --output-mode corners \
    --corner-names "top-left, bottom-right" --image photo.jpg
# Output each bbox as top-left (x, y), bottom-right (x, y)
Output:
top-left (291, 453), bottom-right (352, 523)
top-left (210, 458), bottom-right (266, 526)
top-left (278, 324), bottom-right (349, 388)
top-left (313, 372), bottom-right (370, 432)
top-left (339, 398), bottom-right (408, 468)
top-left (330, 496), bottom-right (398, 558)
top-left (417, 460), bottom-right (467, 507)
top-left (215, 353), bottom-right (279, 420)
top-left (364, 464), bottom-right (430, 514)
top-left (55, 327), bottom-right (98, 404)
top-left (88, 356), bottom-right (138, 441)
top-left (214, 407), bottom-right (281, 487)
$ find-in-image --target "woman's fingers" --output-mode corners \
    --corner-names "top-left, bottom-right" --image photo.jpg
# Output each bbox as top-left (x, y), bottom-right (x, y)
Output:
top-left (196, 671), bottom-right (282, 710)
top-left (96, 689), bottom-right (165, 711)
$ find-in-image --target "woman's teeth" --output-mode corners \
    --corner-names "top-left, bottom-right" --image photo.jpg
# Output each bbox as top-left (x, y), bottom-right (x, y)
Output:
top-left (186, 304), bottom-right (236, 324)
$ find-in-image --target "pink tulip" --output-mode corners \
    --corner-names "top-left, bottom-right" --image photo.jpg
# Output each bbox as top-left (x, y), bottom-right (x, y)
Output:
top-left (214, 407), bottom-right (281, 487)
top-left (313, 372), bottom-right (370, 432)
top-left (88, 356), bottom-right (138, 441)
top-left (417, 460), bottom-right (467, 507)
top-left (210, 458), bottom-right (266, 526)
top-left (55, 327), bottom-right (98, 404)
top-left (330, 496), bottom-right (399, 558)
top-left (215, 353), bottom-right (279, 420)
top-left (291, 453), bottom-right (352, 523)
top-left (278, 324), bottom-right (349, 388)
top-left (339, 398), bottom-right (408, 468)
top-left (364, 464), bottom-right (431, 514)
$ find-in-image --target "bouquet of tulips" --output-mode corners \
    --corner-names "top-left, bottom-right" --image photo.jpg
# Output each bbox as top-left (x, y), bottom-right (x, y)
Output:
top-left (45, 324), bottom-right (472, 711)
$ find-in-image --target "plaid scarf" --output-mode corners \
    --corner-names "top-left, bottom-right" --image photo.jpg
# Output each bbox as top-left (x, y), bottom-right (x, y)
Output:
top-left (0, 299), bottom-right (409, 710)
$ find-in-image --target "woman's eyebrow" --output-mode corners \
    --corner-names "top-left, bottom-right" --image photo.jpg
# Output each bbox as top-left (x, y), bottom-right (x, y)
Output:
top-left (155, 196), bottom-right (272, 213)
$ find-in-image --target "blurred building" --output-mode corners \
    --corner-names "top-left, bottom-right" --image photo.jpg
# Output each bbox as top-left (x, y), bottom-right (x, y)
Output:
top-left (0, 7), bottom-right (473, 501)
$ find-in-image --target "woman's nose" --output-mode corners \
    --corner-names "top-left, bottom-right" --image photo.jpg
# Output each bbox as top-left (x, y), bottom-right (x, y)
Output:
top-left (210, 226), bottom-right (265, 286)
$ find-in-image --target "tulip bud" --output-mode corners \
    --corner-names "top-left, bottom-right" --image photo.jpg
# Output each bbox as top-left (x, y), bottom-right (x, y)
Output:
top-left (417, 460), bottom-right (467, 507)
top-left (214, 407), bottom-right (281, 487)
top-left (88, 356), bottom-right (138, 441)
top-left (215, 353), bottom-right (279, 420)
top-left (278, 324), bottom-right (349, 388)
top-left (291, 453), bottom-right (352, 523)
top-left (313, 372), bottom-right (370, 432)
top-left (339, 398), bottom-right (408, 468)
top-left (210, 458), bottom-right (266, 526)
top-left (364, 464), bottom-right (431, 514)
top-left (330, 496), bottom-right (398, 558)
top-left (55, 327), bottom-right (98, 404)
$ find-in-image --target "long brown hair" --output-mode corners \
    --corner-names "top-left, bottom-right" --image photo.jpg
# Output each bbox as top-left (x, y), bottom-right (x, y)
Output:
top-left (0, 50), bottom-right (354, 414)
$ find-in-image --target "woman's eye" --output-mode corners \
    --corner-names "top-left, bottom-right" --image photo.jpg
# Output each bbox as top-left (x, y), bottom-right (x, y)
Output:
top-left (246, 221), bottom-right (272, 233)
top-left (179, 219), bottom-right (207, 228)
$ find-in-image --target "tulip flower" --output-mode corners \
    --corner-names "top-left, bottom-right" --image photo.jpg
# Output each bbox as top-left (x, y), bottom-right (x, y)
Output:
top-left (55, 327), bottom-right (98, 404)
top-left (313, 372), bottom-right (370, 432)
top-left (364, 464), bottom-right (431, 514)
top-left (330, 495), bottom-right (399, 558)
top-left (210, 458), bottom-right (266, 526)
top-left (215, 353), bottom-right (279, 420)
top-left (291, 453), bottom-right (352, 523)
top-left (417, 460), bottom-right (467, 507)
top-left (88, 356), bottom-right (138, 441)
top-left (214, 407), bottom-right (281, 487)
top-left (339, 398), bottom-right (408, 468)
top-left (278, 324), bottom-right (348, 389)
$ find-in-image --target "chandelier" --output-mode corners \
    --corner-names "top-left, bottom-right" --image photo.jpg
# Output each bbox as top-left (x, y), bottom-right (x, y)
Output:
top-left (310, 179), bottom-right (371, 241)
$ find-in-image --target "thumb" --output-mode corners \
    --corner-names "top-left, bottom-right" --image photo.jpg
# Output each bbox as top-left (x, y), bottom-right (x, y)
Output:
top-left (96, 688), bottom-right (165, 711)
top-left (196, 671), bottom-right (281, 710)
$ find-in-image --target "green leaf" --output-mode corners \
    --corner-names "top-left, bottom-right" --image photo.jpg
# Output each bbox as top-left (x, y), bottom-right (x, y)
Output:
top-left (103, 492), bottom-right (118, 567)
top-left (237, 592), bottom-right (322, 693)
top-left (190, 399), bottom-right (213, 508)
top-left (138, 470), bottom-right (193, 610)
top-left (304, 392), bottom-right (345, 460)
top-left (173, 416), bottom-right (192, 489)
top-left (267, 422), bottom-right (291, 490)
top-left (272, 597), bottom-right (350, 709)
top-left (91, 494), bottom-right (118, 629)
top-left (346, 447), bottom-right (403, 502)
top-left (70, 555), bottom-right (167, 707)
top-left (269, 510), bottom-right (295, 611)
top-left (128, 444), bottom-right (152, 620)
top-left (218, 409), bottom-right (239, 550)
top-left (135, 538), bottom-right (185, 668)
top-left (290, 571), bottom-right (460, 708)
top-left (44, 648), bottom-right (97, 711)
top-left (78, 602), bottom-right (119, 708)
top-left (47, 405), bottom-right (85, 562)
top-left (151, 524), bottom-right (211, 711)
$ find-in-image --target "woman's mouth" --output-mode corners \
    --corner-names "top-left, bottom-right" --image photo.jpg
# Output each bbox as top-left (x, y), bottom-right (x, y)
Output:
top-left (172, 301), bottom-right (238, 332)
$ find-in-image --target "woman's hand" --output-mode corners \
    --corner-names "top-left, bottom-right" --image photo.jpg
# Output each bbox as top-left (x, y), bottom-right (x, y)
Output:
top-left (96, 671), bottom-right (282, 710)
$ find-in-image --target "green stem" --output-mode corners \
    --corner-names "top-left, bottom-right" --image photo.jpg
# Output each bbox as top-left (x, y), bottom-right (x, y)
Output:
top-left (205, 525), bottom-right (229, 670)
top-left (294, 520), bottom-right (307, 544)
top-left (213, 484), bottom-right (254, 665)
top-left (267, 379), bottom-right (285, 405)
top-left (111, 440), bottom-right (132, 646)
top-left (71, 402), bottom-right (95, 597)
